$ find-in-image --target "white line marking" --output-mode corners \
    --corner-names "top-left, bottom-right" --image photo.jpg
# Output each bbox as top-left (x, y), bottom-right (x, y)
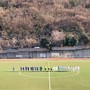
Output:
top-left (19, 71), bottom-right (80, 79)
top-left (19, 72), bottom-right (47, 78)
top-left (63, 71), bottom-right (80, 77)
top-left (48, 61), bottom-right (51, 90)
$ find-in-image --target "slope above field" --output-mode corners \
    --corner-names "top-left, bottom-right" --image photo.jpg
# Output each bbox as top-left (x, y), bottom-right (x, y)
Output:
top-left (0, 0), bottom-right (90, 49)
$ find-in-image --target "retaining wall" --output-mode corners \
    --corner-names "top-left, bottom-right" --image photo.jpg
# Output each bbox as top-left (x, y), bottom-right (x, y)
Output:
top-left (0, 46), bottom-right (90, 58)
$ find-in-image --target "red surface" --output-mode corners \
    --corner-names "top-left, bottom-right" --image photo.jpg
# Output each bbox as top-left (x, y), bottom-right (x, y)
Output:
top-left (0, 58), bottom-right (90, 62)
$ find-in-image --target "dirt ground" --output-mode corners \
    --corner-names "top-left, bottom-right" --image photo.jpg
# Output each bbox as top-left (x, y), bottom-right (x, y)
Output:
top-left (0, 58), bottom-right (90, 62)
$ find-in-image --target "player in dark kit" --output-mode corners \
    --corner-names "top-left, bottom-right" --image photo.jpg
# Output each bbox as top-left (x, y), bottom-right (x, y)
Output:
top-left (22, 67), bottom-right (24, 71)
top-left (40, 66), bottom-right (43, 71)
top-left (25, 67), bottom-right (28, 71)
top-left (20, 67), bottom-right (22, 71)
top-left (27, 67), bottom-right (29, 71)
top-left (13, 67), bottom-right (15, 71)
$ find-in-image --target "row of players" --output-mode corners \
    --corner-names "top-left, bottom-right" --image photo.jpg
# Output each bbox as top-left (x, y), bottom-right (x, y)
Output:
top-left (19, 66), bottom-right (80, 72)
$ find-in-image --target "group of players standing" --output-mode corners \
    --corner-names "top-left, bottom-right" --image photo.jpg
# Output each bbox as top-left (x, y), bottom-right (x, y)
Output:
top-left (19, 66), bottom-right (80, 72)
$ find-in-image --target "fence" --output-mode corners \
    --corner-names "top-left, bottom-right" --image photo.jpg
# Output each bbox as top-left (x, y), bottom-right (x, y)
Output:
top-left (0, 46), bottom-right (90, 58)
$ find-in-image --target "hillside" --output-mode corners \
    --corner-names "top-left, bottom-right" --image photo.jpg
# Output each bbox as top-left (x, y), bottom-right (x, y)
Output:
top-left (0, 0), bottom-right (90, 49)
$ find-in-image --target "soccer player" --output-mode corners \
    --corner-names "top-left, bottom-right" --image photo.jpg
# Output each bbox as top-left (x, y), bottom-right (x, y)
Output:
top-left (34, 66), bottom-right (38, 72)
top-left (35, 67), bottom-right (38, 71)
top-left (48, 66), bottom-right (50, 72)
top-left (32, 67), bottom-right (34, 71)
top-left (75, 66), bottom-right (80, 72)
top-left (25, 67), bottom-right (28, 71)
top-left (20, 67), bottom-right (22, 71)
top-left (27, 67), bottom-right (29, 71)
top-left (33, 66), bottom-right (35, 71)
top-left (13, 67), bottom-right (15, 71)
top-left (44, 66), bottom-right (47, 72)
top-left (55, 66), bottom-right (58, 72)
top-left (70, 66), bottom-right (73, 72)
top-left (37, 66), bottom-right (40, 72)
top-left (30, 67), bottom-right (33, 71)
top-left (72, 67), bottom-right (75, 72)
top-left (40, 66), bottom-right (43, 72)
top-left (59, 66), bottom-right (63, 71)
top-left (64, 66), bottom-right (67, 71)
top-left (22, 67), bottom-right (24, 71)
top-left (52, 66), bottom-right (56, 72)
top-left (58, 66), bottom-right (60, 71)
top-left (50, 67), bottom-right (52, 72)
top-left (67, 66), bottom-right (70, 71)
top-left (77, 66), bottom-right (80, 71)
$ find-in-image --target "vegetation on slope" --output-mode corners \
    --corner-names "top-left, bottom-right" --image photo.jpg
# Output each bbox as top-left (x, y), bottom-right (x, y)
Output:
top-left (0, 0), bottom-right (90, 49)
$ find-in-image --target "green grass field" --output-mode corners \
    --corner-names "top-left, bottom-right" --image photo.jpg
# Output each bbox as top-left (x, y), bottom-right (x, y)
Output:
top-left (0, 58), bottom-right (90, 90)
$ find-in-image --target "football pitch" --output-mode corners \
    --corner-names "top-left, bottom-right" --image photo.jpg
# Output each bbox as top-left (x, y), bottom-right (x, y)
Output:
top-left (0, 58), bottom-right (90, 90)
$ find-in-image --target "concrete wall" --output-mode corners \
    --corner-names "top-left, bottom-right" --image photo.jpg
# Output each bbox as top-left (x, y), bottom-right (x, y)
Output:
top-left (0, 47), bottom-right (90, 58)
